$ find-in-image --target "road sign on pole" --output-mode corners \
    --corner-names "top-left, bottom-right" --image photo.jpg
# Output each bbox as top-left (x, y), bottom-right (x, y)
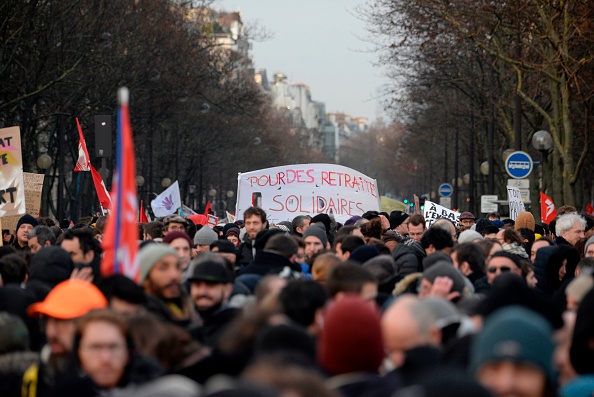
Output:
top-left (438, 183), bottom-right (453, 197)
top-left (505, 151), bottom-right (533, 179)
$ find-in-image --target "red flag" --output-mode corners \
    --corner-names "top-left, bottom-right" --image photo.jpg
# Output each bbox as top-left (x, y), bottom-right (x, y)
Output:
top-left (101, 88), bottom-right (139, 282)
top-left (586, 202), bottom-right (594, 215)
top-left (203, 200), bottom-right (211, 216)
top-left (540, 192), bottom-right (557, 224)
top-left (139, 200), bottom-right (149, 223)
top-left (75, 118), bottom-right (112, 209)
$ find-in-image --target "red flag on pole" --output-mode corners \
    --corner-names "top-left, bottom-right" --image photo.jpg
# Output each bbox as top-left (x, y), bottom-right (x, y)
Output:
top-left (203, 200), bottom-right (212, 216)
top-left (74, 118), bottom-right (112, 209)
top-left (586, 202), bottom-right (594, 215)
top-left (139, 200), bottom-right (149, 223)
top-left (101, 88), bottom-right (139, 282)
top-left (540, 192), bottom-right (557, 224)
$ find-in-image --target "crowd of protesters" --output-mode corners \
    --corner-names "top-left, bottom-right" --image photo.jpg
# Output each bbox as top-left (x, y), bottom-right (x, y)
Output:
top-left (1, 204), bottom-right (594, 397)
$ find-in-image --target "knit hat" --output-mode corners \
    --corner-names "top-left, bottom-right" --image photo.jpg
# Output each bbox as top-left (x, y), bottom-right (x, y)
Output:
top-left (193, 226), bottom-right (218, 246)
top-left (0, 313), bottom-right (29, 354)
top-left (222, 223), bottom-right (240, 236)
top-left (310, 213), bottom-right (331, 233)
top-left (585, 236), bottom-right (594, 256)
top-left (471, 306), bottom-right (555, 381)
top-left (458, 230), bottom-right (484, 244)
top-left (138, 244), bottom-right (178, 283)
top-left (29, 246), bottom-right (74, 288)
top-left (348, 245), bottom-right (380, 264)
top-left (162, 231), bottom-right (193, 247)
top-left (422, 252), bottom-right (453, 270)
top-left (389, 210), bottom-right (409, 229)
top-left (210, 240), bottom-right (237, 254)
top-left (474, 218), bottom-right (492, 235)
top-left (566, 276), bottom-right (594, 304)
top-left (302, 223), bottom-right (328, 247)
top-left (344, 215), bottom-right (362, 226)
top-left (27, 280), bottom-right (107, 319)
top-left (317, 296), bottom-right (384, 375)
top-left (16, 214), bottom-right (38, 231)
top-left (514, 212), bottom-right (535, 231)
top-left (423, 261), bottom-right (466, 296)
top-left (491, 220), bottom-right (505, 228)
top-left (188, 260), bottom-right (232, 284)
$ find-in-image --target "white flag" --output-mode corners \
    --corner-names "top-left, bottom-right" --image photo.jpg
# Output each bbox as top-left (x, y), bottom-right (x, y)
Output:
top-left (151, 181), bottom-right (181, 217)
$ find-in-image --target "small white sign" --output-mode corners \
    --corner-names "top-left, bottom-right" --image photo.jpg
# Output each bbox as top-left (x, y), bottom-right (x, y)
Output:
top-left (439, 197), bottom-right (452, 209)
top-left (507, 179), bottom-right (530, 189)
top-left (507, 186), bottom-right (526, 220)
top-left (481, 195), bottom-right (498, 213)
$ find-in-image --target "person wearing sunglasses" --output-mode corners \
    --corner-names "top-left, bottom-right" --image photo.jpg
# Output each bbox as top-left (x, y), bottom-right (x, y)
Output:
top-left (486, 251), bottom-right (523, 285)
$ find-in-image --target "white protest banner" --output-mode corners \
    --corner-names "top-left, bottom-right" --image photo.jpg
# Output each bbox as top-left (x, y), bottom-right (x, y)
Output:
top-left (235, 164), bottom-right (380, 224)
top-left (507, 186), bottom-right (525, 220)
top-left (423, 200), bottom-right (461, 228)
top-left (0, 127), bottom-right (26, 218)
top-left (151, 181), bottom-right (181, 217)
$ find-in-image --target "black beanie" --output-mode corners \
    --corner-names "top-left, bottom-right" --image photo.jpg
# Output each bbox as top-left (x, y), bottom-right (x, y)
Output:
top-left (389, 211), bottom-right (409, 229)
top-left (29, 246), bottom-right (74, 288)
top-left (16, 214), bottom-right (38, 231)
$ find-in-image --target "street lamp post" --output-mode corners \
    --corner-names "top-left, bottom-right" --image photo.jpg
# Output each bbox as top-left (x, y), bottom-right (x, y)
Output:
top-left (531, 130), bottom-right (553, 193)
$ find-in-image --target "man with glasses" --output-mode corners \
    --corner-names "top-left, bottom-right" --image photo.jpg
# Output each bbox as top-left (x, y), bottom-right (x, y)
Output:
top-left (486, 251), bottom-right (523, 285)
top-left (459, 212), bottom-right (476, 232)
top-left (162, 215), bottom-right (189, 236)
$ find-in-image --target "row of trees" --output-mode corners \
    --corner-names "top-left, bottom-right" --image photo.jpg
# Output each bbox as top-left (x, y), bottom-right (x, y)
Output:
top-left (1, 0), bottom-right (320, 220)
top-left (358, 0), bottom-right (594, 215)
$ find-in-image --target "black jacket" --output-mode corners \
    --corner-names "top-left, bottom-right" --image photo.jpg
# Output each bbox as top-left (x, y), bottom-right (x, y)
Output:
top-left (237, 235), bottom-right (257, 266)
top-left (392, 242), bottom-right (426, 277)
top-left (237, 251), bottom-right (301, 277)
top-left (467, 272), bottom-right (490, 294)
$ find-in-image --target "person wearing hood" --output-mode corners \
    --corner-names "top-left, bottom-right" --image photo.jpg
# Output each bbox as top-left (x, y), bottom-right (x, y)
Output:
top-left (534, 245), bottom-right (580, 298)
top-left (237, 207), bottom-right (268, 267)
top-left (237, 233), bottom-right (302, 279)
top-left (392, 239), bottom-right (426, 277)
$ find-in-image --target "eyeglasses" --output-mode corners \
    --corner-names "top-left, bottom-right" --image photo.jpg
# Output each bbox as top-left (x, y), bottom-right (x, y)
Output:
top-left (488, 266), bottom-right (511, 273)
top-left (80, 343), bottom-right (127, 356)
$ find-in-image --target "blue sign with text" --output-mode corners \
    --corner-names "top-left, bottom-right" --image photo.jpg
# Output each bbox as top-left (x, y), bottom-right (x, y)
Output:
top-left (505, 151), bottom-right (533, 179)
top-left (439, 183), bottom-right (453, 197)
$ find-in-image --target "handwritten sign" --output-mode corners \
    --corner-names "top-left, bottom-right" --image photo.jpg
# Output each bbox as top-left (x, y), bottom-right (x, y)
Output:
top-left (1, 173), bottom-right (45, 230)
top-left (423, 200), bottom-right (461, 228)
top-left (0, 127), bottom-right (26, 218)
top-left (235, 164), bottom-right (380, 224)
top-left (507, 186), bottom-right (525, 220)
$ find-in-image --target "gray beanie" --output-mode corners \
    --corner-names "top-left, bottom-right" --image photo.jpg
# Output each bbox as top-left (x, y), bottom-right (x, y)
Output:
top-left (423, 261), bottom-right (466, 295)
top-left (193, 226), bottom-right (218, 246)
top-left (302, 223), bottom-right (328, 247)
top-left (585, 235), bottom-right (594, 256)
top-left (458, 230), bottom-right (484, 244)
top-left (139, 244), bottom-right (178, 283)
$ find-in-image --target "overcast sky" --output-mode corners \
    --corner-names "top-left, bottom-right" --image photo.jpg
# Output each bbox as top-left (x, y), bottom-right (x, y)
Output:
top-left (220, 0), bottom-right (389, 122)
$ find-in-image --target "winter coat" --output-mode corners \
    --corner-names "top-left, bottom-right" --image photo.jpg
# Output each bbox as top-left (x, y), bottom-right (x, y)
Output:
top-left (392, 241), bottom-right (426, 277)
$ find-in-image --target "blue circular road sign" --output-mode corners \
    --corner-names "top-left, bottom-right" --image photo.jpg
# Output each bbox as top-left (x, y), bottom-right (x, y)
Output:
top-left (505, 151), bottom-right (533, 179)
top-left (438, 183), bottom-right (453, 197)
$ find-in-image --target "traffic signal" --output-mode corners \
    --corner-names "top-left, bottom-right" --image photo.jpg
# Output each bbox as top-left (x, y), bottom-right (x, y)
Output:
top-left (409, 202), bottom-right (414, 208)
top-left (403, 199), bottom-right (409, 204)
